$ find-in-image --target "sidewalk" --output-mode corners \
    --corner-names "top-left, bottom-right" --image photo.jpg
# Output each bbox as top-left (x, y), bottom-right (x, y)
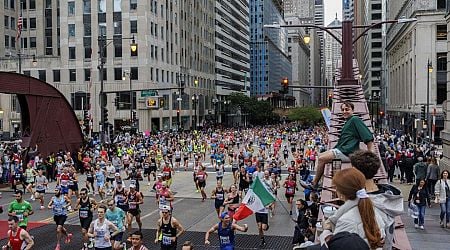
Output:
top-left (394, 181), bottom-right (450, 250)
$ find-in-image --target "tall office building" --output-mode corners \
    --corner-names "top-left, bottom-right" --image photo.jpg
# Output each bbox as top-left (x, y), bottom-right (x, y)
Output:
top-left (313, 0), bottom-right (325, 106)
top-left (324, 17), bottom-right (342, 87)
top-left (249, 0), bottom-right (291, 97)
top-left (343, 0), bottom-right (354, 20)
top-left (354, 0), bottom-right (383, 99)
top-left (215, 0), bottom-right (250, 98)
top-left (0, 0), bottom-right (215, 138)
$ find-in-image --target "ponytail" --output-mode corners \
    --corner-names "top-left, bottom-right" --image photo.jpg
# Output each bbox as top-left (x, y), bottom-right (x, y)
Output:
top-left (358, 198), bottom-right (383, 249)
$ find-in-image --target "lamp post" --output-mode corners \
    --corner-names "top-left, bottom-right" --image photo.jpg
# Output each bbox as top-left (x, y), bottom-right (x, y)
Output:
top-left (191, 94), bottom-right (199, 130)
top-left (98, 34), bottom-right (137, 143)
top-left (264, 18), bottom-right (417, 86)
top-left (427, 59), bottom-right (433, 143)
top-left (122, 70), bottom-right (133, 126)
top-left (212, 98), bottom-right (219, 124)
top-left (223, 100), bottom-right (231, 127)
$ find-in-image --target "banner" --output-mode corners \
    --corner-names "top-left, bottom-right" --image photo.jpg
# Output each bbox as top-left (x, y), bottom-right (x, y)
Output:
top-left (321, 108), bottom-right (331, 130)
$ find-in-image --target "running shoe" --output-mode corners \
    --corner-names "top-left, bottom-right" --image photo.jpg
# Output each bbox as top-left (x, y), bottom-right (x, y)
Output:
top-left (65, 233), bottom-right (73, 243)
top-left (40, 206), bottom-right (45, 210)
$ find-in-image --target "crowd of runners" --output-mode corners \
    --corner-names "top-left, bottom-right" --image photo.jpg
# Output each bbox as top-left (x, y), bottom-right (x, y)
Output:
top-left (0, 120), bottom-right (443, 250)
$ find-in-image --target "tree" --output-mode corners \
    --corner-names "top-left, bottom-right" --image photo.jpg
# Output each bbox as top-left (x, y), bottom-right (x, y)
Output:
top-left (226, 93), bottom-right (278, 125)
top-left (287, 106), bottom-right (323, 126)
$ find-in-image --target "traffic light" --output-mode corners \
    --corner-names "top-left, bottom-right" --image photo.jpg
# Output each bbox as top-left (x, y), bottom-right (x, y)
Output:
top-left (281, 78), bottom-right (289, 94)
top-left (108, 123), bottom-right (114, 137)
top-left (132, 110), bottom-right (137, 121)
top-left (420, 105), bottom-right (426, 120)
top-left (328, 93), bottom-right (333, 107)
top-left (114, 96), bottom-right (119, 107)
top-left (83, 110), bottom-right (90, 135)
top-left (159, 98), bottom-right (165, 108)
top-left (103, 107), bottom-right (109, 123)
top-left (379, 111), bottom-right (384, 117)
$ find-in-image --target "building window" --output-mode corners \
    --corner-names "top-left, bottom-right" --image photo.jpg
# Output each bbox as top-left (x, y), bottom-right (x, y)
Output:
top-left (130, 20), bottom-right (137, 33)
top-left (437, 53), bottom-right (447, 71)
top-left (437, 25), bottom-right (447, 40)
top-left (71, 92), bottom-right (90, 110)
top-left (53, 70), bottom-right (60, 82)
top-left (130, 0), bottom-right (137, 10)
top-left (437, 0), bottom-right (446, 9)
top-left (113, 0), bottom-right (121, 12)
top-left (84, 47), bottom-right (92, 59)
top-left (114, 68), bottom-right (122, 80)
top-left (84, 69), bottom-right (91, 81)
top-left (23, 70), bottom-right (30, 76)
top-left (29, 0), bottom-right (35, 9)
top-left (45, 0), bottom-right (51, 9)
top-left (22, 18), bottom-right (27, 30)
top-left (21, 0), bottom-right (26, 9)
top-left (69, 47), bottom-right (76, 59)
top-left (371, 32), bottom-right (381, 39)
top-left (98, 0), bottom-right (106, 13)
top-left (29, 18), bottom-right (36, 29)
top-left (372, 42), bottom-right (382, 48)
top-left (38, 70), bottom-right (46, 81)
top-left (4, 35), bottom-right (9, 47)
top-left (21, 37), bottom-right (27, 48)
top-left (10, 17), bottom-right (15, 30)
top-left (4, 16), bottom-right (8, 29)
top-left (83, 0), bottom-right (91, 14)
top-left (131, 67), bottom-right (138, 80)
top-left (30, 37), bottom-right (36, 48)
top-left (69, 69), bottom-right (76, 82)
top-left (67, 2), bottom-right (75, 16)
top-left (68, 24), bottom-right (75, 37)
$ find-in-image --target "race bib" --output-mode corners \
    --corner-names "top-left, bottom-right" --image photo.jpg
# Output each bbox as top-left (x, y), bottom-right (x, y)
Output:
top-left (129, 203), bottom-right (136, 209)
top-left (220, 236), bottom-right (230, 245)
top-left (79, 210), bottom-right (89, 218)
top-left (16, 214), bottom-right (23, 221)
top-left (162, 236), bottom-right (172, 245)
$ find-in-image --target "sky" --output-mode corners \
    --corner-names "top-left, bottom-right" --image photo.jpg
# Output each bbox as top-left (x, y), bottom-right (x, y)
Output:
top-left (324, 1), bottom-right (342, 26)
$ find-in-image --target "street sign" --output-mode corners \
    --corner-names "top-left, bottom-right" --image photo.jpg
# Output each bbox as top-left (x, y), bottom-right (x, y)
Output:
top-left (141, 90), bottom-right (158, 97)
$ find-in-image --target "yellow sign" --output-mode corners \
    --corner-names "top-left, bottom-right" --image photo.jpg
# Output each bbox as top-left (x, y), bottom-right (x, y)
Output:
top-left (146, 97), bottom-right (159, 108)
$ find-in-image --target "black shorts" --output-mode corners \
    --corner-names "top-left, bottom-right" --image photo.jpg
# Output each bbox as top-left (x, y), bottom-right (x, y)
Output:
top-left (86, 177), bottom-right (94, 183)
top-left (36, 189), bottom-right (46, 194)
top-left (239, 184), bottom-right (248, 191)
top-left (255, 212), bottom-right (268, 225)
top-left (111, 231), bottom-right (124, 242)
top-left (95, 247), bottom-right (112, 250)
top-left (285, 194), bottom-right (294, 200)
top-left (175, 158), bottom-right (181, 162)
top-left (197, 181), bottom-right (206, 188)
top-left (118, 204), bottom-right (129, 212)
top-left (144, 168), bottom-right (151, 175)
top-left (214, 201), bottom-right (225, 210)
top-left (106, 177), bottom-right (115, 184)
top-left (128, 209), bottom-right (141, 217)
top-left (232, 167), bottom-right (239, 173)
top-left (69, 184), bottom-right (79, 191)
top-left (54, 215), bottom-right (67, 226)
top-left (80, 217), bottom-right (93, 230)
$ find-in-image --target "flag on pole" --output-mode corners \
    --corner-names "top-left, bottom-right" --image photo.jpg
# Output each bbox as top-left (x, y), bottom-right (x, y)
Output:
top-left (233, 176), bottom-right (276, 221)
top-left (16, 15), bottom-right (23, 42)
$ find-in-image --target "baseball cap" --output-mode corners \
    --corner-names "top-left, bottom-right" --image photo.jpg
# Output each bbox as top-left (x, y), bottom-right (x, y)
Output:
top-left (115, 173), bottom-right (120, 177)
top-left (129, 184), bottom-right (136, 189)
top-left (160, 205), bottom-right (171, 212)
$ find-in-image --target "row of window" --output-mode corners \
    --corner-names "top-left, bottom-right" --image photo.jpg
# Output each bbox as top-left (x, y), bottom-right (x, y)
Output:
top-left (5, 35), bottom-right (35, 48)
top-left (4, 16), bottom-right (36, 30)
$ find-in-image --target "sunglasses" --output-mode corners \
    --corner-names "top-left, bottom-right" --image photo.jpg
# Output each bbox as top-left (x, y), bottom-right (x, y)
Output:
top-left (80, 193), bottom-right (87, 195)
top-left (161, 211), bottom-right (169, 214)
top-left (108, 204), bottom-right (114, 206)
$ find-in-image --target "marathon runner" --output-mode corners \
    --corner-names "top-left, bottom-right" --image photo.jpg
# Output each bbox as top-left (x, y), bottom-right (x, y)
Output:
top-left (47, 187), bottom-right (73, 250)
top-left (87, 204), bottom-right (120, 250)
top-left (8, 190), bottom-right (33, 230)
top-left (95, 165), bottom-right (106, 200)
top-left (223, 184), bottom-right (240, 218)
top-left (196, 166), bottom-right (208, 201)
top-left (106, 199), bottom-right (126, 250)
top-left (2, 216), bottom-right (34, 250)
top-left (34, 169), bottom-right (48, 210)
top-left (129, 230), bottom-right (149, 250)
top-left (113, 178), bottom-right (129, 213)
top-left (155, 205), bottom-right (185, 250)
top-left (76, 188), bottom-right (98, 250)
top-left (211, 180), bottom-right (227, 217)
top-left (126, 184), bottom-right (143, 232)
top-left (204, 211), bottom-right (248, 250)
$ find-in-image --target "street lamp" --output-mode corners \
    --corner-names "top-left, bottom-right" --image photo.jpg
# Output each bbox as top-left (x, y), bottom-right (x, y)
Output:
top-left (191, 94), bottom-right (199, 130)
top-left (264, 18), bottom-right (417, 86)
top-left (223, 100), bottom-right (231, 127)
top-left (98, 34), bottom-right (137, 143)
top-left (427, 59), bottom-right (433, 143)
top-left (303, 30), bottom-right (311, 45)
top-left (212, 98), bottom-right (219, 124)
top-left (123, 70), bottom-right (133, 128)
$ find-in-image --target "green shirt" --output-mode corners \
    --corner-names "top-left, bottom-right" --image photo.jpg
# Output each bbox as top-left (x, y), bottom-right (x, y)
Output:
top-left (334, 115), bottom-right (373, 156)
top-left (8, 200), bottom-right (33, 227)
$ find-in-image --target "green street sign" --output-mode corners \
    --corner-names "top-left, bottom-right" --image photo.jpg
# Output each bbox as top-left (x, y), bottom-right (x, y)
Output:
top-left (141, 90), bottom-right (158, 97)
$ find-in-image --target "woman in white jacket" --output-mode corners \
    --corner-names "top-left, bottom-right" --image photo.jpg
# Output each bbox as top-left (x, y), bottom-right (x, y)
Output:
top-left (322, 168), bottom-right (385, 249)
top-left (434, 170), bottom-right (450, 228)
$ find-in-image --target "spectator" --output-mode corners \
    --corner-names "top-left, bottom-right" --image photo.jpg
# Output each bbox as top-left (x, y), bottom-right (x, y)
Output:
top-left (408, 179), bottom-right (431, 230)
top-left (413, 157), bottom-right (428, 185)
top-left (434, 170), bottom-right (450, 228)
top-left (426, 157), bottom-right (440, 196)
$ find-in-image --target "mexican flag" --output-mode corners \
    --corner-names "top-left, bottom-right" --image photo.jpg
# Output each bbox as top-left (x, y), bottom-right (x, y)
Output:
top-left (233, 176), bottom-right (276, 221)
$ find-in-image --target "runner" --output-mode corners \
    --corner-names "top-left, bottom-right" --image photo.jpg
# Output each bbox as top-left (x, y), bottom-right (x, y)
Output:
top-left (95, 165), bottom-right (106, 200)
top-left (34, 169), bottom-right (48, 210)
top-left (211, 180), bottom-right (227, 217)
top-left (204, 211), bottom-right (248, 250)
top-left (255, 206), bottom-right (270, 247)
top-left (129, 230), bottom-right (149, 250)
top-left (126, 184), bottom-right (143, 232)
top-left (8, 190), bottom-right (33, 230)
top-left (283, 174), bottom-right (297, 215)
top-left (157, 181), bottom-right (175, 211)
top-left (196, 166), bottom-right (208, 201)
top-left (87, 204), bottom-right (120, 250)
top-left (85, 165), bottom-right (95, 194)
top-left (113, 179), bottom-right (129, 213)
top-left (223, 184), bottom-right (240, 218)
top-left (67, 167), bottom-right (79, 211)
top-left (76, 188), bottom-right (98, 250)
top-left (2, 216), bottom-right (34, 250)
top-left (106, 199), bottom-right (126, 250)
top-left (154, 205), bottom-right (185, 250)
top-left (23, 163), bottom-right (37, 200)
top-left (106, 162), bottom-right (116, 194)
top-left (47, 187), bottom-right (73, 250)
top-left (162, 163), bottom-right (173, 188)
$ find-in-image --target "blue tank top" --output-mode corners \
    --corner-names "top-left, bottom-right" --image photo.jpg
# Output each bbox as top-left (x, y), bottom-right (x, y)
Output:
top-left (218, 222), bottom-right (234, 250)
top-left (52, 196), bottom-right (66, 216)
top-left (96, 171), bottom-right (105, 183)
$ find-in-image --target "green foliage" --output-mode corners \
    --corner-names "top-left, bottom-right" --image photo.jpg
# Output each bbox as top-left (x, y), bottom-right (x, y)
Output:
top-left (227, 93), bottom-right (279, 125)
top-left (287, 106), bottom-right (323, 125)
